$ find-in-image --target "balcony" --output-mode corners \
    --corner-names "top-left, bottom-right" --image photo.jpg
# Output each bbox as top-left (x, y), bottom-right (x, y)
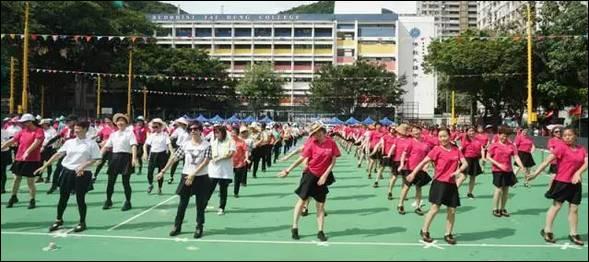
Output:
top-left (314, 49), bottom-right (333, 55)
top-left (336, 39), bottom-right (355, 47)
top-left (233, 49), bottom-right (251, 55)
top-left (274, 49), bottom-right (292, 55)
top-left (293, 49), bottom-right (313, 55)
top-left (336, 56), bottom-right (354, 63)
top-left (358, 43), bottom-right (396, 55)
top-left (212, 49), bottom-right (232, 55)
top-left (253, 48), bottom-right (272, 55)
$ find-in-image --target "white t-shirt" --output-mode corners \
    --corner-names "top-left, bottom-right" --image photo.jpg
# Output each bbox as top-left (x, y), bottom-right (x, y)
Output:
top-left (42, 127), bottom-right (58, 147)
top-left (181, 140), bottom-right (211, 177)
top-left (58, 138), bottom-right (102, 171)
top-left (105, 129), bottom-right (137, 153)
top-left (145, 131), bottom-right (171, 153)
top-left (1, 128), bottom-right (11, 152)
top-left (171, 127), bottom-right (189, 147)
top-left (208, 138), bottom-right (236, 179)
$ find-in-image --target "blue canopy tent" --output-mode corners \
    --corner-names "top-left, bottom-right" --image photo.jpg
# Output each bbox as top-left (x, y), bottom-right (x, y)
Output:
top-left (345, 117), bottom-right (360, 125)
top-left (258, 116), bottom-right (272, 123)
top-left (379, 117), bottom-right (394, 126)
top-left (209, 115), bottom-right (224, 123)
top-left (195, 114), bottom-right (208, 122)
top-left (226, 114), bottom-right (241, 124)
top-left (331, 117), bottom-right (345, 125)
top-left (241, 116), bottom-right (255, 123)
top-left (362, 117), bottom-right (375, 125)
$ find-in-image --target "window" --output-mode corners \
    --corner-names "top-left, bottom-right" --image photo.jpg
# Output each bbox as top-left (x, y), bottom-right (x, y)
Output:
top-left (315, 28), bottom-right (332, 37)
top-left (215, 28), bottom-right (232, 37)
top-left (176, 28), bottom-right (192, 37)
top-left (337, 24), bottom-right (354, 30)
top-left (156, 28), bottom-right (172, 37)
top-left (254, 28), bottom-right (272, 37)
top-left (358, 24), bottom-right (395, 37)
top-left (195, 28), bottom-right (212, 37)
top-left (294, 28), bottom-right (312, 37)
top-left (234, 28), bottom-right (251, 37)
top-left (274, 28), bottom-right (292, 37)
top-left (413, 65), bottom-right (419, 70)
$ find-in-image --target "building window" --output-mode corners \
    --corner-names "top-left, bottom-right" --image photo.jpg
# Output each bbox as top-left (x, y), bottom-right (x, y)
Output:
top-left (214, 28), bottom-right (232, 37)
top-left (195, 28), bottom-right (212, 37)
top-left (254, 28), bottom-right (272, 37)
top-left (234, 28), bottom-right (251, 37)
top-left (337, 24), bottom-right (354, 30)
top-left (315, 28), bottom-right (332, 37)
top-left (156, 28), bottom-right (172, 37)
top-left (413, 65), bottom-right (419, 70)
top-left (358, 24), bottom-right (395, 37)
top-left (176, 28), bottom-right (192, 37)
top-left (274, 28), bottom-right (292, 37)
top-left (294, 28), bottom-right (312, 37)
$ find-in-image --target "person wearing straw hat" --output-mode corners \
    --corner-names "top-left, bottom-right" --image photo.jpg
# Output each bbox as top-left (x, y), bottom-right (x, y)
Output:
top-left (93, 115), bottom-right (116, 182)
top-left (38, 119), bottom-right (58, 183)
top-left (168, 117), bottom-right (190, 185)
top-left (133, 116), bottom-right (148, 175)
top-left (289, 122), bottom-right (340, 242)
top-left (100, 113), bottom-right (138, 211)
top-left (1, 113), bottom-right (44, 209)
top-left (144, 118), bottom-right (173, 195)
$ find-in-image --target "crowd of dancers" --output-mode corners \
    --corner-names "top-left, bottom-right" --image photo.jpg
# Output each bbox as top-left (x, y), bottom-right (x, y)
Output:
top-left (1, 113), bottom-right (586, 245)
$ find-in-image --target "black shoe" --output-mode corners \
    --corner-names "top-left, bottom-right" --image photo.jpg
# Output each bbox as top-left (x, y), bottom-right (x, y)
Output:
top-left (372, 182), bottom-right (378, 188)
top-left (169, 225), bottom-right (182, 236)
top-left (467, 193), bottom-right (474, 199)
top-left (36, 177), bottom-right (44, 183)
top-left (234, 194), bottom-right (239, 198)
top-left (301, 207), bottom-right (309, 217)
top-left (157, 189), bottom-right (163, 195)
top-left (368, 174), bottom-right (372, 179)
top-left (121, 201), bottom-right (132, 211)
top-left (253, 175), bottom-right (257, 179)
top-left (492, 209), bottom-right (501, 217)
top-left (444, 234), bottom-right (457, 245)
top-left (324, 211), bottom-right (328, 217)
top-left (6, 195), bottom-right (18, 208)
top-left (49, 220), bottom-right (64, 232)
top-left (397, 205), bottom-right (406, 215)
top-left (45, 178), bottom-right (50, 184)
top-left (102, 200), bottom-right (113, 210)
top-left (28, 199), bottom-right (36, 209)
top-left (541, 229), bottom-right (556, 243)
top-left (317, 231), bottom-right (328, 242)
top-left (73, 223), bottom-right (87, 233)
top-left (167, 177), bottom-right (174, 185)
top-left (415, 207), bottom-right (425, 216)
top-left (500, 209), bottom-right (510, 217)
top-left (387, 193), bottom-right (393, 200)
top-left (291, 228), bottom-right (300, 240)
top-left (420, 230), bottom-right (433, 243)
top-left (194, 226), bottom-right (203, 239)
top-left (147, 185), bottom-right (153, 194)
top-left (569, 234), bottom-right (584, 246)
top-left (47, 187), bottom-right (56, 194)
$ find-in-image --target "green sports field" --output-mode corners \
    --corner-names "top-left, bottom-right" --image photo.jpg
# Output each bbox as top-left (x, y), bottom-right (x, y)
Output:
top-left (1, 146), bottom-right (587, 261)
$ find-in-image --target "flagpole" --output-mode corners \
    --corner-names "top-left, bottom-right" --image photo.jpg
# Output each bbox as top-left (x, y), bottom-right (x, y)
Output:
top-left (127, 48), bottom-right (133, 116)
top-left (41, 85), bottom-right (45, 117)
top-left (9, 57), bottom-right (15, 114)
top-left (96, 76), bottom-right (101, 118)
top-left (21, 1), bottom-right (30, 113)
top-left (526, 2), bottom-right (534, 126)
top-left (143, 86), bottom-right (147, 119)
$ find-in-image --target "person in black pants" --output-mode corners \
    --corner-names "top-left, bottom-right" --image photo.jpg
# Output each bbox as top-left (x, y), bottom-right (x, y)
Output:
top-left (272, 124), bottom-right (283, 164)
top-left (232, 126), bottom-right (250, 197)
top-left (157, 121), bottom-right (211, 238)
top-left (47, 115), bottom-right (78, 194)
top-left (262, 123), bottom-right (273, 169)
top-left (250, 123), bottom-right (265, 178)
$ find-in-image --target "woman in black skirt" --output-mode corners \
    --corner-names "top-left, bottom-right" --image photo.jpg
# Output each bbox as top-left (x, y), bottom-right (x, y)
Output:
top-left (527, 128), bottom-right (587, 246)
top-left (546, 127), bottom-right (564, 187)
top-left (486, 126), bottom-right (528, 217)
top-left (459, 126), bottom-right (484, 199)
top-left (100, 113), bottom-right (139, 211)
top-left (289, 123), bottom-right (340, 242)
top-left (34, 121), bottom-right (101, 232)
top-left (408, 128), bottom-right (467, 245)
top-left (144, 118), bottom-right (173, 195)
top-left (157, 121), bottom-right (211, 238)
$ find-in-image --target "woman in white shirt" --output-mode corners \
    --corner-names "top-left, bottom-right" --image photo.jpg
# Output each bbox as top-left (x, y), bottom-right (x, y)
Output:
top-left (157, 122), bottom-right (211, 239)
top-left (168, 117), bottom-right (189, 185)
top-left (100, 113), bottom-right (138, 211)
top-left (143, 118), bottom-right (173, 195)
top-left (208, 125), bottom-right (236, 216)
top-left (38, 119), bottom-right (57, 183)
top-left (34, 120), bottom-right (101, 233)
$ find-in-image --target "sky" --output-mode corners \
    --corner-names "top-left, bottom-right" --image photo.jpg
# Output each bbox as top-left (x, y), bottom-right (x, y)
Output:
top-left (161, 1), bottom-right (417, 14)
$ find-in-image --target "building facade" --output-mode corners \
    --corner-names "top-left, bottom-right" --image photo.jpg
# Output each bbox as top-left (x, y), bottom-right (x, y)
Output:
top-left (477, 1), bottom-right (541, 30)
top-left (417, 1), bottom-right (478, 36)
top-left (149, 12), bottom-right (436, 119)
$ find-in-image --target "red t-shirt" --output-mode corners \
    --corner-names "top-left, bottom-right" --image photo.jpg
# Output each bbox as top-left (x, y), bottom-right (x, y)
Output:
top-left (405, 138), bottom-right (431, 171)
top-left (474, 133), bottom-right (489, 148)
top-left (425, 134), bottom-right (439, 148)
top-left (461, 137), bottom-right (483, 158)
top-left (13, 127), bottom-right (45, 162)
top-left (488, 142), bottom-right (517, 172)
top-left (98, 125), bottom-right (116, 142)
top-left (393, 137), bottom-right (411, 161)
top-left (232, 137), bottom-right (248, 168)
top-left (133, 126), bottom-right (147, 144)
top-left (552, 143), bottom-right (587, 183)
top-left (302, 137), bottom-right (341, 177)
top-left (548, 137), bottom-right (564, 165)
top-left (427, 145), bottom-right (463, 183)
top-left (382, 134), bottom-right (396, 157)
top-left (514, 134), bottom-right (534, 153)
top-left (369, 131), bottom-right (384, 149)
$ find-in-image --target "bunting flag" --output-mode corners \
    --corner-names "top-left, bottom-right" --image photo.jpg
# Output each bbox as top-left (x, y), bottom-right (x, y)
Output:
top-left (0, 33), bottom-right (155, 43)
top-left (127, 89), bottom-right (385, 100)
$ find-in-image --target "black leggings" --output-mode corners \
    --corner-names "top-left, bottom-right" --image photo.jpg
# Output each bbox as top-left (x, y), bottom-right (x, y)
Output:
top-left (170, 159), bottom-right (181, 179)
top-left (208, 178), bottom-right (231, 210)
top-left (106, 174), bottom-right (132, 202)
top-left (252, 147), bottom-right (265, 177)
top-left (94, 151), bottom-right (112, 179)
top-left (264, 144), bottom-right (273, 168)
top-left (0, 163), bottom-right (7, 192)
top-left (233, 166), bottom-right (248, 195)
top-left (147, 152), bottom-right (168, 188)
top-left (51, 157), bottom-right (65, 189)
top-left (273, 143), bottom-right (282, 163)
top-left (57, 188), bottom-right (87, 223)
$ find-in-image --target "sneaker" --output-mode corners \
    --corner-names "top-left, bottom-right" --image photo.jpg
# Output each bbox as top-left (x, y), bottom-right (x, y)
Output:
top-left (49, 220), bottom-right (64, 232)
top-left (194, 226), bottom-right (204, 239)
top-left (444, 234), bottom-right (457, 245)
top-left (467, 193), bottom-right (475, 199)
top-left (500, 209), bottom-right (510, 217)
top-left (569, 234), bottom-right (584, 246)
top-left (234, 194), bottom-right (239, 198)
top-left (367, 174), bottom-right (372, 179)
top-left (291, 228), bottom-right (300, 240)
top-left (387, 193), bottom-right (393, 200)
top-left (397, 205), bottom-right (406, 215)
top-left (6, 195), bottom-right (18, 208)
top-left (301, 207), bottom-right (309, 217)
top-left (492, 209), bottom-right (501, 217)
top-left (420, 230), bottom-right (433, 243)
top-left (73, 223), bottom-right (87, 233)
top-left (47, 187), bottom-right (56, 194)
top-left (167, 177), bottom-right (174, 185)
top-left (147, 185), bottom-right (153, 194)
top-left (372, 182), bottom-right (378, 188)
top-left (415, 207), bottom-right (425, 216)
top-left (102, 200), bottom-right (113, 210)
top-left (157, 189), bottom-right (163, 195)
top-left (121, 201), bottom-right (132, 211)
top-left (28, 199), bottom-right (36, 209)
top-left (169, 225), bottom-right (181, 236)
top-left (540, 229), bottom-right (556, 243)
top-left (217, 208), bottom-right (225, 216)
top-left (317, 231), bottom-right (328, 242)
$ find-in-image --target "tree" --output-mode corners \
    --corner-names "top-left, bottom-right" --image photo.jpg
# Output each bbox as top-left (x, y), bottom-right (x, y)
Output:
top-left (309, 61), bottom-right (405, 116)
top-left (278, 1), bottom-right (334, 14)
top-left (236, 62), bottom-right (285, 117)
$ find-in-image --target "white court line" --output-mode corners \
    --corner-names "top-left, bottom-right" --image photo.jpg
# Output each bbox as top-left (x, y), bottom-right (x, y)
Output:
top-left (107, 195), bottom-right (177, 231)
top-left (1, 231), bottom-right (586, 250)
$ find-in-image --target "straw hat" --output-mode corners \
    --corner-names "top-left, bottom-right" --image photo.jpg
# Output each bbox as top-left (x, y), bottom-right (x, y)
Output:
top-left (113, 113), bottom-right (130, 123)
top-left (239, 126), bottom-right (249, 133)
top-left (309, 122), bottom-right (326, 136)
top-left (174, 117), bottom-right (189, 126)
top-left (395, 123), bottom-right (409, 135)
top-left (18, 113), bottom-right (35, 123)
top-left (149, 118), bottom-right (167, 129)
top-left (39, 119), bottom-right (52, 126)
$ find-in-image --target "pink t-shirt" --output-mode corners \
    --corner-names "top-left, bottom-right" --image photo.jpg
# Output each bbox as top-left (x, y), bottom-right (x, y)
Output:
top-left (514, 134), bottom-right (534, 153)
top-left (461, 137), bottom-right (483, 158)
top-left (475, 133), bottom-right (489, 148)
top-left (425, 134), bottom-right (439, 148)
top-left (59, 126), bottom-right (76, 141)
top-left (382, 134), bottom-right (396, 157)
top-left (97, 125), bottom-right (116, 141)
top-left (302, 137), bottom-right (341, 177)
top-left (369, 131), bottom-right (384, 149)
top-left (427, 145), bottom-right (463, 183)
top-left (13, 127), bottom-right (45, 162)
top-left (552, 143), bottom-right (587, 183)
top-left (488, 142), bottom-right (517, 172)
top-left (405, 138), bottom-right (431, 170)
top-left (393, 137), bottom-right (411, 162)
top-left (548, 137), bottom-right (564, 164)
top-left (133, 126), bottom-right (147, 144)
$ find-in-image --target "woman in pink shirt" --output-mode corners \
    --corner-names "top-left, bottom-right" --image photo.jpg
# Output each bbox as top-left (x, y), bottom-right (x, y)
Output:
top-left (386, 124), bottom-right (411, 200)
top-left (486, 126), bottom-right (528, 218)
top-left (366, 123), bottom-right (384, 179)
top-left (460, 127), bottom-right (484, 199)
top-left (397, 126), bottom-right (432, 215)
top-left (372, 126), bottom-right (396, 188)
top-left (93, 116), bottom-right (116, 181)
top-left (1, 114), bottom-right (45, 209)
top-left (513, 128), bottom-right (536, 179)
top-left (528, 128), bottom-right (587, 246)
top-left (408, 128), bottom-right (467, 245)
top-left (547, 127), bottom-right (564, 182)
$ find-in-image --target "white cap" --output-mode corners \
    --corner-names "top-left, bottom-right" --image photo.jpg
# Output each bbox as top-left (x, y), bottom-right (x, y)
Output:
top-left (39, 119), bottom-right (52, 125)
top-left (174, 117), bottom-right (189, 126)
top-left (36, 115), bottom-right (42, 121)
top-left (18, 113), bottom-right (36, 123)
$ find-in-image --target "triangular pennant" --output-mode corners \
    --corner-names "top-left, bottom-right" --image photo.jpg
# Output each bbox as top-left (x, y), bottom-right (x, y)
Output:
top-left (108, 36), bottom-right (114, 41)
top-left (9, 34), bottom-right (15, 39)
top-left (0, 34), bottom-right (4, 39)
top-left (131, 36), bottom-right (137, 43)
top-left (119, 36), bottom-right (125, 41)
top-left (85, 36), bottom-right (93, 42)
top-left (51, 35), bottom-right (59, 41)
top-left (40, 35), bottom-right (48, 40)
top-left (73, 35), bottom-right (81, 42)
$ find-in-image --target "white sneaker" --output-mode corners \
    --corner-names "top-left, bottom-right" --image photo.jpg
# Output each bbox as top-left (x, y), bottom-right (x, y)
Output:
top-left (217, 209), bottom-right (225, 216)
top-left (411, 200), bottom-right (424, 208)
top-left (206, 205), bottom-right (215, 210)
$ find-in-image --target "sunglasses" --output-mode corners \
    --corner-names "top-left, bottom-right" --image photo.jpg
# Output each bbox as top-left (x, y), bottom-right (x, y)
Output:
top-left (152, 125), bottom-right (160, 129)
